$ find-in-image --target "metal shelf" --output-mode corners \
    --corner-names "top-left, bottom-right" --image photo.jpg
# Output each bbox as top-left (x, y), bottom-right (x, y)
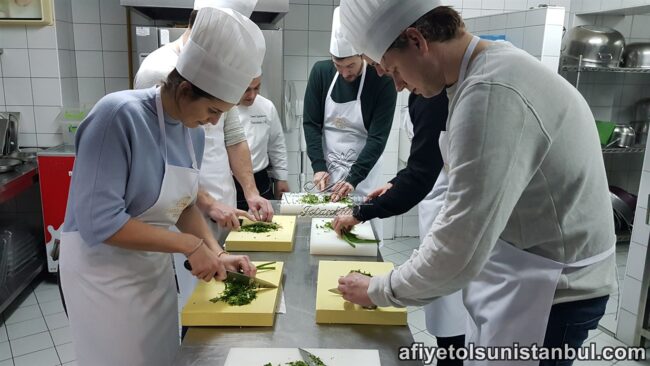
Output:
top-left (561, 65), bottom-right (650, 74)
top-left (602, 147), bottom-right (646, 154)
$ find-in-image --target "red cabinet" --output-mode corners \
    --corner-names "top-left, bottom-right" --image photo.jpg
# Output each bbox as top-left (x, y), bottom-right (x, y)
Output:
top-left (37, 146), bottom-right (75, 272)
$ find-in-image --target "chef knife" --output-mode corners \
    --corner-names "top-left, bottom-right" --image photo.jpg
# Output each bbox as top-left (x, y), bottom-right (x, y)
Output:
top-left (298, 348), bottom-right (321, 366)
top-left (327, 287), bottom-right (377, 309)
top-left (183, 260), bottom-right (278, 288)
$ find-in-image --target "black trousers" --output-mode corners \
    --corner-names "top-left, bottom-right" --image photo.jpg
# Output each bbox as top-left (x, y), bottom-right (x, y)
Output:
top-left (234, 168), bottom-right (274, 211)
top-left (540, 295), bottom-right (609, 365)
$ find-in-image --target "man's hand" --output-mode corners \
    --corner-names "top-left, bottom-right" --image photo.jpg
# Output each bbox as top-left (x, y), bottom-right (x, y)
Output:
top-left (337, 272), bottom-right (374, 307)
top-left (206, 201), bottom-right (255, 231)
top-left (332, 214), bottom-right (361, 236)
top-left (366, 183), bottom-right (393, 201)
top-left (313, 171), bottom-right (330, 192)
top-left (274, 180), bottom-right (290, 199)
top-left (330, 181), bottom-right (354, 202)
top-left (246, 195), bottom-right (274, 222)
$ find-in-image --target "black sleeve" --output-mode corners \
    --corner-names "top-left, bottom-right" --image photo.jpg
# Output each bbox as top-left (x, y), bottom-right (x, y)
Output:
top-left (356, 90), bottom-right (448, 220)
top-left (303, 62), bottom-right (328, 172)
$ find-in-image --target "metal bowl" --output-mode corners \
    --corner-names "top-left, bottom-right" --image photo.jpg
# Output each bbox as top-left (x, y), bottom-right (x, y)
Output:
top-left (621, 42), bottom-right (650, 68)
top-left (0, 157), bottom-right (23, 173)
top-left (561, 25), bottom-right (625, 67)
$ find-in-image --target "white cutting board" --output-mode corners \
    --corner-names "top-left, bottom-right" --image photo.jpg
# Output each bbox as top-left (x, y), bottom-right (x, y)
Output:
top-left (280, 192), bottom-right (358, 217)
top-left (310, 218), bottom-right (377, 257)
top-left (224, 348), bottom-right (380, 366)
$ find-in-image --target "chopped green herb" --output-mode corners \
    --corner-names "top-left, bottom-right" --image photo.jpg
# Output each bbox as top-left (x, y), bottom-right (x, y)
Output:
top-left (209, 280), bottom-right (257, 306)
top-left (240, 221), bottom-right (281, 233)
top-left (321, 221), bottom-right (379, 248)
top-left (256, 261), bottom-right (276, 270)
top-left (350, 269), bottom-right (373, 277)
top-left (299, 194), bottom-right (354, 207)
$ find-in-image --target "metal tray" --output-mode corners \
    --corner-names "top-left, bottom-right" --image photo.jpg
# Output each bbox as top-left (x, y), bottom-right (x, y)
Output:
top-left (0, 158), bottom-right (23, 173)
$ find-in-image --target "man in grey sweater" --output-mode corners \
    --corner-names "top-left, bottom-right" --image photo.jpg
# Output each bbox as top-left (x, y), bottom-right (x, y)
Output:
top-left (337, 1), bottom-right (616, 364)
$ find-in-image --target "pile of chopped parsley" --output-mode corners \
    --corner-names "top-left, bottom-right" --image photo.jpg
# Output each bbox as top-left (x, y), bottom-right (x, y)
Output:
top-left (209, 280), bottom-right (257, 306)
top-left (263, 353), bottom-right (326, 366)
top-left (299, 193), bottom-right (354, 207)
top-left (239, 221), bottom-right (281, 233)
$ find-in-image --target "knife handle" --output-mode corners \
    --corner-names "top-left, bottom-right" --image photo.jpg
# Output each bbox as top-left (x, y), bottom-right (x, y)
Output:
top-left (183, 260), bottom-right (192, 271)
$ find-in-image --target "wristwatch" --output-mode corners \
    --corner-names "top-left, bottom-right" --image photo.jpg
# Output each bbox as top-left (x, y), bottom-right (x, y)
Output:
top-left (351, 204), bottom-right (365, 222)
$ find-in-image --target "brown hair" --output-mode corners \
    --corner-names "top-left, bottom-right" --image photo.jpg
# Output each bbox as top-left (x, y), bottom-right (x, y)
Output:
top-left (332, 54), bottom-right (362, 62)
top-left (162, 68), bottom-right (217, 101)
top-left (188, 10), bottom-right (199, 28)
top-left (388, 6), bottom-right (465, 50)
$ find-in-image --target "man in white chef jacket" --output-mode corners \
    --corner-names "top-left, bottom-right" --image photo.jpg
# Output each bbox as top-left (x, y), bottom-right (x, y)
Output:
top-left (336, 1), bottom-right (617, 365)
top-left (234, 76), bottom-right (290, 209)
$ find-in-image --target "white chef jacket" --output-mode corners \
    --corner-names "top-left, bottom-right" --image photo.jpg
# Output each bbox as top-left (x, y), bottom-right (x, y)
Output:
top-left (237, 95), bottom-right (289, 180)
top-left (368, 41), bottom-right (616, 308)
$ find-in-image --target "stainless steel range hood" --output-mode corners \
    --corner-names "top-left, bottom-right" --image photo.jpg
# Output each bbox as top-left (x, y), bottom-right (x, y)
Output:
top-left (120, 0), bottom-right (288, 27)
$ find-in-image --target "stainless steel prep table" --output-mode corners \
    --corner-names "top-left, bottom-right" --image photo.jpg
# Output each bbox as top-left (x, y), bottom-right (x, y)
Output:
top-left (175, 205), bottom-right (421, 366)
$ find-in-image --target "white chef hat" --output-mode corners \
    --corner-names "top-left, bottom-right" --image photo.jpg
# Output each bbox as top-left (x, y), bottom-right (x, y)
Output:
top-left (330, 6), bottom-right (358, 58)
top-left (340, 0), bottom-right (441, 62)
top-left (193, 0), bottom-right (258, 18)
top-left (177, 7), bottom-right (259, 103)
top-left (220, 8), bottom-right (266, 77)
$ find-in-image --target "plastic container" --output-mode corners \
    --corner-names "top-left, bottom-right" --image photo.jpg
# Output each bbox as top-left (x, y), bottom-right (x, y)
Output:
top-left (57, 108), bottom-right (88, 146)
top-left (595, 120), bottom-right (617, 146)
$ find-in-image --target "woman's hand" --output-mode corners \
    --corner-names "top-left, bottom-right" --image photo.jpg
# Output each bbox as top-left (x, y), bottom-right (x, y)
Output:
top-left (186, 242), bottom-right (227, 282)
top-left (220, 254), bottom-right (257, 277)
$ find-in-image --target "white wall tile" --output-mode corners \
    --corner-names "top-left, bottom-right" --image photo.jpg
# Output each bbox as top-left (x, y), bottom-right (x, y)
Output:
top-left (444, 0), bottom-right (463, 9)
top-left (620, 276), bottom-right (642, 314)
top-left (308, 5), bottom-right (333, 31)
top-left (462, 9), bottom-right (483, 19)
top-left (482, 0), bottom-right (505, 10)
top-left (308, 31), bottom-right (330, 56)
top-left (383, 216), bottom-right (395, 239)
top-left (504, 0), bottom-right (528, 10)
top-left (284, 31), bottom-right (309, 56)
top-left (0, 26), bottom-right (28, 48)
top-left (507, 11), bottom-right (526, 28)
top-left (101, 24), bottom-right (128, 51)
top-left (284, 56), bottom-right (309, 81)
top-left (525, 8), bottom-right (547, 26)
top-left (102, 51), bottom-right (128, 78)
top-left (475, 16), bottom-right (491, 31)
top-left (540, 56), bottom-right (560, 71)
top-left (4, 78), bottom-right (33, 105)
top-left (26, 26), bottom-right (57, 49)
top-left (385, 129), bottom-right (399, 153)
top-left (490, 14), bottom-right (508, 29)
top-left (104, 77), bottom-right (129, 94)
top-left (32, 78), bottom-right (62, 106)
top-left (505, 27), bottom-right (525, 48)
top-left (625, 242), bottom-right (647, 281)
top-left (542, 25), bottom-right (563, 57)
top-left (73, 23), bottom-right (102, 50)
top-left (523, 25), bottom-right (544, 56)
top-left (37, 133), bottom-right (63, 147)
top-left (0, 81), bottom-right (4, 105)
top-left (308, 56), bottom-right (329, 72)
top-left (61, 78), bottom-right (79, 106)
top-left (78, 77), bottom-right (106, 106)
top-left (29, 49), bottom-right (60, 78)
top-left (310, 0), bottom-right (333, 4)
top-left (54, 0), bottom-right (72, 22)
top-left (481, 9), bottom-right (502, 16)
top-left (2, 49), bottom-right (31, 79)
top-left (7, 105), bottom-right (35, 133)
top-left (34, 106), bottom-right (61, 134)
top-left (465, 0), bottom-right (483, 8)
top-left (615, 309), bottom-right (637, 346)
top-left (18, 132), bottom-right (37, 147)
top-left (72, 0), bottom-right (100, 24)
top-left (402, 215), bottom-right (419, 237)
top-left (100, 0), bottom-right (127, 24)
top-left (57, 51), bottom-right (72, 78)
top-left (76, 51), bottom-right (104, 78)
top-left (630, 15), bottom-right (650, 39)
top-left (285, 4), bottom-right (309, 30)
top-left (381, 152), bottom-right (398, 176)
top-left (638, 172), bottom-right (650, 209)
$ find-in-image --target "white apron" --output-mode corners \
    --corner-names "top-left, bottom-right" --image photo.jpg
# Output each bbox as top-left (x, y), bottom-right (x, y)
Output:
top-left (323, 62), bottom-right (383, 240)
top-left (200, 119), bottom-right (237, 244)
top-left (419, 171), bottom-right (468, 337)
top-left (440, 36), bottom-right (615, 365)
top-left (59, 88), bottom-right (199, 366)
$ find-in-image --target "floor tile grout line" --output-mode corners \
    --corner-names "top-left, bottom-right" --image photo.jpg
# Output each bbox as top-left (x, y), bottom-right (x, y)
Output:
top-left (36, 297), bottom-right (64, 365)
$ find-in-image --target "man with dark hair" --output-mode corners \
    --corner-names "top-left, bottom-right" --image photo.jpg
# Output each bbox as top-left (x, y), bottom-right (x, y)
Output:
top-left (303, 6), bottom-right (396, 240)
top-left (336, 1), bottom-right (616, 364)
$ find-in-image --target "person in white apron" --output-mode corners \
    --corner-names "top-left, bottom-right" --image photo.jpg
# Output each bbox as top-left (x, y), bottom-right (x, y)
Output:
top-left (59, 8), bottom-right (261, 365)
top-left (304, 6), bottom-right (397, 241)
top-left (337, 2), bottom-right (617, 365)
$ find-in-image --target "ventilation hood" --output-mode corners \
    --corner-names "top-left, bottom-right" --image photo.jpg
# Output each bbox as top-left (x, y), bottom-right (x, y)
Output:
top-left (120, 0), bottom-right (288, 26)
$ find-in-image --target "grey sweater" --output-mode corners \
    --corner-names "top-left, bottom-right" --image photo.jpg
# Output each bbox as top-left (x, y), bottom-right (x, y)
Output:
top-left (369, 41), bottom-right (617, 307)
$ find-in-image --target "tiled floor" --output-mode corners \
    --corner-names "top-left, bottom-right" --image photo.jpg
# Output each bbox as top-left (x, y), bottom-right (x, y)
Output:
top-left (0, 239), bottom-right (643, 365)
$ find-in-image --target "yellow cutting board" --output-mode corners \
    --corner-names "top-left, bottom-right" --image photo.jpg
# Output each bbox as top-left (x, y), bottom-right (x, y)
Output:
top-left (181, 261), bottom-right (284, 327)
top-left (316, 261), bottom-right (407, 326)
top-left (225, 216), bottom-right (296, 252)
top-left (224, 348), bottom-right (381, 366)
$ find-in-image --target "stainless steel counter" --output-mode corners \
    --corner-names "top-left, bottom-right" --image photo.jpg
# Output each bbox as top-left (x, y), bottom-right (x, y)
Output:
top-left (37, 144), bottom-right (75, 156)
top-left (0, 162), bottom-right (38, 204)
top-left (175, 211), bottom-right (421, 366)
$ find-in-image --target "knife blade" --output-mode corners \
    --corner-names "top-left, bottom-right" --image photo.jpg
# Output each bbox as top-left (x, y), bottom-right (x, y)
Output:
top-left (183, 260), bottom-right (278, 288)
top-left (328, 288), bottom-right (342, 295)
top-left (298, 348), bottom-right (321, 366)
